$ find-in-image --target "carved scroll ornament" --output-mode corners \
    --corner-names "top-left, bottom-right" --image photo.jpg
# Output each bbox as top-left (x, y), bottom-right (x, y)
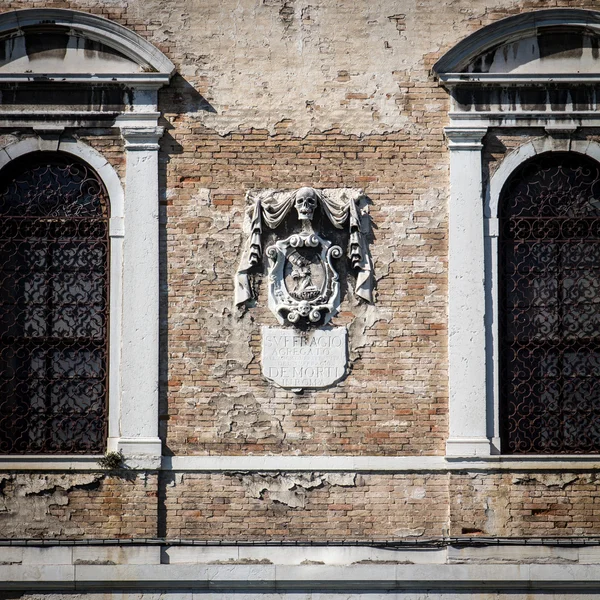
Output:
top-left (235, 187), bottom-right (373, 325)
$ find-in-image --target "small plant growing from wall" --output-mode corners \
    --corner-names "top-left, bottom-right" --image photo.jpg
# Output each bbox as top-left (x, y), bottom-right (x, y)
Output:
top-left (97, 450), bottom-right (125, 470)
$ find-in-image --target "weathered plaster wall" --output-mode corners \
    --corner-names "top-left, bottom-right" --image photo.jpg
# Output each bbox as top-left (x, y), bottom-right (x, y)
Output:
top-left (0, 472), bottom-right (157, 539)
top-left (161, 472), bottom-right (449, 540)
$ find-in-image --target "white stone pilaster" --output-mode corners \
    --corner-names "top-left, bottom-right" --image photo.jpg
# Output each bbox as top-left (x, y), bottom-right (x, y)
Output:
top-left (445, 127), bottom-right (492, 457)
top-left (115, 122), bottom-right (164, 465)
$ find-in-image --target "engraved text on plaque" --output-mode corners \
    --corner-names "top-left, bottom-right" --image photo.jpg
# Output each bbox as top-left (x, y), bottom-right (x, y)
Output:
top-left (261, 326), bottom-right (347, 389)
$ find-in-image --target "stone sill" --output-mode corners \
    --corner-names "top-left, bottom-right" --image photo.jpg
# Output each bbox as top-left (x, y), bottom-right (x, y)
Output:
top-left (3, 454), bottom-right (600, 472)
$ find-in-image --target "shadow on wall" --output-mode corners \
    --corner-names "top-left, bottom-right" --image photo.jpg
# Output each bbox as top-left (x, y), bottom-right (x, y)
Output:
top-left (158, 74), bottom-right (216, 157)
top-left (159, 73), bottom-right (217, 114)
top-left (155, 72), bottom-right (218, 534)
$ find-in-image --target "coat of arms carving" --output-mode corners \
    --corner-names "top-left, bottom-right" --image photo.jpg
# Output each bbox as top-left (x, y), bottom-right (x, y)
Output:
top-left (235, 187), bottom-right (373, 326)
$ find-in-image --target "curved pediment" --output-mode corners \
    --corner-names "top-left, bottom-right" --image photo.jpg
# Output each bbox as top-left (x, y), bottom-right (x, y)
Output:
top-left (0, 9), bottom-right (174, 82)
top-left (434, 9), bottom-right (600, 83)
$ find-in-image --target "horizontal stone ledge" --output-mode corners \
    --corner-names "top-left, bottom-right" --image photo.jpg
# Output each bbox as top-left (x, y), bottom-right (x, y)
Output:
top-left (3, 564), bottom-right (600, 591)
top-left (164, 455), bottom-right (600, 472)
top-left (4, 454), bottom-right (600, 472)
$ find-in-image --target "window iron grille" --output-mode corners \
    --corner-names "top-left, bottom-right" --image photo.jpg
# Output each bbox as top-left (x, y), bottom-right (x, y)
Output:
top-left (500, 153), bottom-right (600, 454)
top-left (0, 153), bottom-right (109, 454)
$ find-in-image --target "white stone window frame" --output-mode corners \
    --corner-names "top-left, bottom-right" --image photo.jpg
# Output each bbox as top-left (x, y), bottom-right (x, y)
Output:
top-left (0, 9), bottom-right (175, 469)
top-left (436, 8), bottom-right (600, 457)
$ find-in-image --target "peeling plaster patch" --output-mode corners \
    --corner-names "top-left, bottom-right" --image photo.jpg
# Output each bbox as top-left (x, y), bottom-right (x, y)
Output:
top-left (411, 487), bottom-right (426, 499)
top-left (323, 472), bottom-right (356, 487)
top-left (211, 392), bottom-right (283, 442)
top-left (513, 474), bottom-right (580, 489)
top-left (354, 559), bottom-right (413, 564)
top-left (237, 472), bottom-right (357, 508)
top-left (21, 474), bottom-right (100, 496)
top-left (213, 558), bottom-right (273, 564)
top-left (208, 307), bottom-right (256, 378)
top-left (484, 490), bottom-right (511, 536)
top-left (0, 474), bottom-right (102, 537)
top-left (190, 187), bottom-right (212, 208)
top-left (348, 302), bottom-right (393, 360)
top-left (393, 527), bottom-right (425, 538)
top-left (373, 242), bottom-right (394, 284)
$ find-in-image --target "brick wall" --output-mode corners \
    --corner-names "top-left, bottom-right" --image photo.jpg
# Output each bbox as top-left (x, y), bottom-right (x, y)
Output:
top-left (161, 472), bottom-right (449, 540)
top-left (0, 473), bottom-right (157, 539)
top-left (161, 125), bottom-right (448, 456)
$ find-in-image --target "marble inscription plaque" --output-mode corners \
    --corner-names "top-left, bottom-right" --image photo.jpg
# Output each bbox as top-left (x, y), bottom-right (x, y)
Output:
top-left (261, 326), bottom-right (347, 388)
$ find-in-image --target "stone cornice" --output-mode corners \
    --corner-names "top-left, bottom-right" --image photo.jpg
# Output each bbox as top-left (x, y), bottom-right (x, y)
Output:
top-left (120, 126), bottom-right (165, 151)
top-left (444, 127), bottom-right (487, 150)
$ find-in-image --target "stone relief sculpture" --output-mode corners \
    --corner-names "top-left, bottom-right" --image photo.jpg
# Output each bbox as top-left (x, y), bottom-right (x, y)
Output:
top-left (235, 187), bottom-right (373, 326)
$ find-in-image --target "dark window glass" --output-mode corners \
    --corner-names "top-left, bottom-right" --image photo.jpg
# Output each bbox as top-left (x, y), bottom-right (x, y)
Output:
top-left (500, 152), bottom-right (600, 454)
top-left (0, 152), bottom-right (109, 454)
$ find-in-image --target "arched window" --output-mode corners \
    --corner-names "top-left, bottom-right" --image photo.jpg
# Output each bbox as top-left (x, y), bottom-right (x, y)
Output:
top-left (500, 153), bottom-right (600, 454)
top-left (434, 8), bottom-right (600, 457)
top-left (0, 152), bottom-right (109, 454)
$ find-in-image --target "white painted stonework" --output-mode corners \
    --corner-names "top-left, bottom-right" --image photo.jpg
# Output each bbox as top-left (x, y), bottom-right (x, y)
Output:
top-left (4, 543), bottom-right (600, 594)
top-left (262, 326), bottom-right (347, 389)
top-left (445, 127), bottom-right (491, 457)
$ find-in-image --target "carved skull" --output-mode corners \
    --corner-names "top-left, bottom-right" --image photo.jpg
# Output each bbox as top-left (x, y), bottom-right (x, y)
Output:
top-left (297, 300), bottom-right (311, 317)
top-left (294, 187), bottom-right (319, 221)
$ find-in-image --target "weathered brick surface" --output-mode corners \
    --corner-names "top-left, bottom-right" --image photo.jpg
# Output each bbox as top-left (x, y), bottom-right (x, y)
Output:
top-left (0, 473), bottom-right (157, 539)
top-left (450, 472), bottom-right (600, 537)
top-left (161, 126), bottom-right (448, 456)
top-left (160, 471), bottom-right (600, 541)
top-left (160, 472), bottom-right (449, 540)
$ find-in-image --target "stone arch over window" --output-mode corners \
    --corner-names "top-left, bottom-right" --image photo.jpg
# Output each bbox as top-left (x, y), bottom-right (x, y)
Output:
top-left (0, 9), bottom-right (175, 465)
top-left (433, 9), bottom-right (600, 457)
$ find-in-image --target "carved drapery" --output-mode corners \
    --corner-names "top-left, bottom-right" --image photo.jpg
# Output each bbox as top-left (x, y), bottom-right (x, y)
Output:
top-left (235, 187), bottom-right (373, 308)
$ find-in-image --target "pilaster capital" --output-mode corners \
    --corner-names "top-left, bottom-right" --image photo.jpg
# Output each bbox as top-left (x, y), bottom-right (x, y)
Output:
top-left (445, 127), bottom-right (487, 150)
top-left (120, 126), bottom-right (164, 151)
